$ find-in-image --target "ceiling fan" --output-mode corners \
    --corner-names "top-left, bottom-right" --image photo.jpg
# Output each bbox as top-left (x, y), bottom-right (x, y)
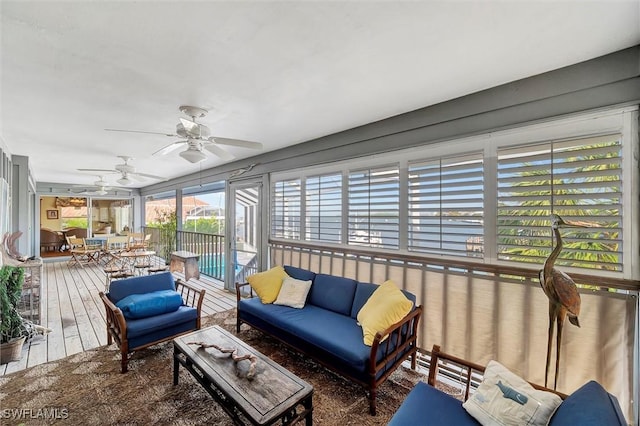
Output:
top-left (105, 105), bottom-right (263, 163)
top-left (77, 156), bottom-right (166, 185)
top-left (72, 176), bottom-right (113, 196)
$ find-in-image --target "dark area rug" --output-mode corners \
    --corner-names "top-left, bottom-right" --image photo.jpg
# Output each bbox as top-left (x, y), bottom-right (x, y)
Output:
top-left (0, 310), bottom-right (435, 425)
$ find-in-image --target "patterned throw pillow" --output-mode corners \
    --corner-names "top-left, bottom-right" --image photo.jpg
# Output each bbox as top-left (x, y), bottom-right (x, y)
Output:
top-left (463, 360), bottom-right (562, 426)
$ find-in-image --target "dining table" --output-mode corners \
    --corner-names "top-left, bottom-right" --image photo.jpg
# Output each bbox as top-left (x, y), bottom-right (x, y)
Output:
top-left (119, 250), bottom-right (156, 275)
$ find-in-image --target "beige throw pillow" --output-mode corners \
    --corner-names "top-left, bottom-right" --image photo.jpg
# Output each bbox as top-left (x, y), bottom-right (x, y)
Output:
top-left (273, 277), bottom-right (313, 309)
top-left (463, 360), bottom-right (562, 426)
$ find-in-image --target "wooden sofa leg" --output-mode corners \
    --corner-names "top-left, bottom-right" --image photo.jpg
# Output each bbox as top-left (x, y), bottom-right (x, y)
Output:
top-left (369, 387), bottom-right (377, 416)
top-left (411, 351), bottom-right (417, 370)
top-left (236, 318), bottom-right (241, 333)
top-left (107, 329), bottom-right (112, 345)
top-left (120, 350), bottom-right (128, 373)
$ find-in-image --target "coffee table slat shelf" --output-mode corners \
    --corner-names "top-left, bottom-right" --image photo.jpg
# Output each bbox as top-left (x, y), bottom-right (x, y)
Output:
top-left (173, 326), bottom-right (313, 425)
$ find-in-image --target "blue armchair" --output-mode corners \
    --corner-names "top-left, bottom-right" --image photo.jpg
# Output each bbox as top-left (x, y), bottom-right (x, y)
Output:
top-left (99, 272), bottom-right (205, 372)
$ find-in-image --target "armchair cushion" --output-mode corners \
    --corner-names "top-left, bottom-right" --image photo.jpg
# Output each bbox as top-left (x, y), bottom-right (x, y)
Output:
top-left (109, 272), bottom-right (176, 303)
top-left (116, 289), bottom-right (184, 319)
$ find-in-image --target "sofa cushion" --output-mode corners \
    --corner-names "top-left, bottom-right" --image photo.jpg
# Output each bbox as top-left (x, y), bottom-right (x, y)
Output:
top-left (308, 273), bottom-right (357, 316)
top-left (357, 280), bottom-right (413, 346)
top-left (463, 360), bottom-right (562, 426)
top-left (108, 272), bottom-right (176, 304)
top-left (273, 277), bottom-right (313, 309)
top-left (388, 382), bottom-right (479, 426)
top-left (126, 306), bottom-right (198, 339)
top-left (284, 265), bottom-right (316, 282)
top-left (116, 289), bottom-right (183, 319)
top-left (239, 298), bottom-right (373, 371)
top-left (549, 381), bottom-right (626, 426)
top-left (247, 265), bottom-right (288, 304)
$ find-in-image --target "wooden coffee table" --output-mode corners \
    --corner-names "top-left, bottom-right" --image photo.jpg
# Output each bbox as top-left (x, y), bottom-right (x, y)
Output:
top-left (173, 326), bottom-right (313, 425)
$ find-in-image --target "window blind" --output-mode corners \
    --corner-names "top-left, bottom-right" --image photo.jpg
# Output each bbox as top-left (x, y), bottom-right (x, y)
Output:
top-left (348, 165), bottom-right (399, 249)
top-left (271, 178), bottom-right (301, 239)
top-left (305, 173), bottom-right (342, 243)
top-left (408, 153), bottom-right (484, 257)
top-left (497, 135), bottom-right (623, 271)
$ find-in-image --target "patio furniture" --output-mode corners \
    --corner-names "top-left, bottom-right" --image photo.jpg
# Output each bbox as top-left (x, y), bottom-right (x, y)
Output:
top-left (66, 237), bottom-right (101, 267)
top-left (40, 228), bottom-right (64, 252)
top-left (388, 344), bottom-right (627, 426)
top-left (174, 325), bottom-right (313, 425)
top-left (99, 272), bottom-right (205, 373)
top-left (236, 265), bottom-right (422, 415)
top-left (169, 250), bottom-right (200, 281)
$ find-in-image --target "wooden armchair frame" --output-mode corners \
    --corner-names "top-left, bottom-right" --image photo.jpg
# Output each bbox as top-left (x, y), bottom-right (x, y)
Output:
top-left (99, 279), bottom-right (205, 373)
top-left (427, 344), bottom-right (567, 401)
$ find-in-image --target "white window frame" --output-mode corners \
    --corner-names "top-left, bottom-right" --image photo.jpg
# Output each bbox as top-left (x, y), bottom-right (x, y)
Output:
top-left (270, 106), bottom-right (639, 280)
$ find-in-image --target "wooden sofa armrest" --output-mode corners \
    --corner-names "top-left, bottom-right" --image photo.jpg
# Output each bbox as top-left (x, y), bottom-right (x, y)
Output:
top-left (99, 291), bottom-right (128, 347)
top-left (175, 279), bottom-right (206, 329)
top-left (235, 282), bottom-right (255, 303)
top-left (370, 305), bottom-right (423, 376)
top-left (427, 344), bottom-right (568, 401)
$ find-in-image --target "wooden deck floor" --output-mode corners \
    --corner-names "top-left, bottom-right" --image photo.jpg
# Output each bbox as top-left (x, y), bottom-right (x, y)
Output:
top-left (1, 259), bottom-right (236, 376)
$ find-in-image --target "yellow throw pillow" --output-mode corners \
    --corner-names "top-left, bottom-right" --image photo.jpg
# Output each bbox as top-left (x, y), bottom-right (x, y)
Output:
top-left (247, 266), bottom-right (288, 304)
top-left (357, 280), bottom-right (413, 346)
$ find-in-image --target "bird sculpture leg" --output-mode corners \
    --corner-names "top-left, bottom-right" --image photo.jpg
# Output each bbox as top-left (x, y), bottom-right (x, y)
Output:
top-left (545, 301), bottom-right (557, 388)
top-left (553, 307), bottom-right (568, 390)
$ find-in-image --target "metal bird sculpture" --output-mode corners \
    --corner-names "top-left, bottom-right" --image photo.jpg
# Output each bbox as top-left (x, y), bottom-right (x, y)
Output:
top-left (538, 214), bottom-right (593, 390)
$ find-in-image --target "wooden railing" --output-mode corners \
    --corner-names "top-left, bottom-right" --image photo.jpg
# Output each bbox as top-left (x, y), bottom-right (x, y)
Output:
top-left (143, 227), bottom-right (225, 281)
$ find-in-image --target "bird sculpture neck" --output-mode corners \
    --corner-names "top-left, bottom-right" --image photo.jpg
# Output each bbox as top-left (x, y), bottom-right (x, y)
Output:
top-left (543, 226), bottom-right (563, 280)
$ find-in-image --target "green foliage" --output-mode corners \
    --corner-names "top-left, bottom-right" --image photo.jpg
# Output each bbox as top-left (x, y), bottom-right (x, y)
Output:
top-left (150, 209), bottom-right (177, 261)
top-left (62, 218), bottom-right (88, 228)
top-left (0, 266), bottom-right (25, 343)
top-left (182, 217), bottom-right (224, 235)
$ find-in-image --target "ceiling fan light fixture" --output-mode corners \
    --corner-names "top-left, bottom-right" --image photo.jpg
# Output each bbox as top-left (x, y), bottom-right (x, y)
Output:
top-left (117, 176), bottom-right (132, 185)
top-left (179, 148), bottom-right (207, 163)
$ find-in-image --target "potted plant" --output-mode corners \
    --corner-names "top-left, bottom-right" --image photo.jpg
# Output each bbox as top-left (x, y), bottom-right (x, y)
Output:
top-left (0, 265), bottom-right (26, 363)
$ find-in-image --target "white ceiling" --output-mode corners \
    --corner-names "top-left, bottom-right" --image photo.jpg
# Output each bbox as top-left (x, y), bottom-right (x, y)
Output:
top-left (1, 1), bottom-right (639, 189)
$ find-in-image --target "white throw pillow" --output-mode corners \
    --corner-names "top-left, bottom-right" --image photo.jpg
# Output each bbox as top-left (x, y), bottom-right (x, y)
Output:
top-left (462, 360), bottom-right (562, 426)
top-left (273, 277), bottom-right (312, 309)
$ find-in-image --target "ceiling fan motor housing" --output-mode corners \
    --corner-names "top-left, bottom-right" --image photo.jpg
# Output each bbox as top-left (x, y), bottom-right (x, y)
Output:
top-left (176, 122), bottom-right (210, 139)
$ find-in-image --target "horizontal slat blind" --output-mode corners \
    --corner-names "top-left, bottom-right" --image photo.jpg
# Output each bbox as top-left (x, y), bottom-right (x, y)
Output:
top-left (271, 178), bottom-right (301, 240)
top-left (348, 165), bottom-right (399, 249)
top-left (305, 173), bottom-right (342, 243)
top-left (408, 153), bottom-right (484, 257)
top-left (497, 135), bottom-right (623, 271)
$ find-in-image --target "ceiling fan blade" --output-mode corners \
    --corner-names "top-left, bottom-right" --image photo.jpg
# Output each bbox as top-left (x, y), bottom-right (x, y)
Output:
top-left (204, 143), bottom-right (235, 161)
top-left (130, 174), bottom-right (146, 182)
top-left (209, 137), bottom-right (263, 150)
top-left (152, 141), bottom-right (186, 156)
top-left (134, 172), bottom-right (167, 181)
top-left (105, 128), bottom-right (177, 137)
top-left (179, 118), bottom-right (201, 138)
top-left (77, 168), bottom-right (118, 173)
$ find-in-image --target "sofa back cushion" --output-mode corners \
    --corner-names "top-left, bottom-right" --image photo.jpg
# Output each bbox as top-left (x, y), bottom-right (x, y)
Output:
top-left (351, 282), bottom-right (416, 319)
top-left (308, 273), bottom-right (357, 316)
top-left (284, 265), bottom-right (316, 282)
top-left (109, 271), bottom-right (176, 304)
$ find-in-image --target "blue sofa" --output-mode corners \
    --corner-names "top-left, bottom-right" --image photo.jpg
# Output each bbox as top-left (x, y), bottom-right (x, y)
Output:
top-left (99, 272), bottom-right (205, 373)
top-left (389, 345), bottom-right (627, 425)
top-left (235, 265), bottom-right (423, 415)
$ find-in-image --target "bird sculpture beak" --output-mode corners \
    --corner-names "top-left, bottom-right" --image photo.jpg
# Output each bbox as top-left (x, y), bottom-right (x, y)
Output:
top-left (557, 218), bottom-right (600, 228)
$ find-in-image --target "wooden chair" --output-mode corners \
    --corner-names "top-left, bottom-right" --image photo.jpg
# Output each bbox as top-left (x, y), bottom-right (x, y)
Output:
top-left (129, 233), bottom-right (150, 251)
top-left (103, 235), bottom-right (130, 267)
top-left (427, 344), bottom-right (567, 401)
top-left (66, 237), bottom-right (100, 267)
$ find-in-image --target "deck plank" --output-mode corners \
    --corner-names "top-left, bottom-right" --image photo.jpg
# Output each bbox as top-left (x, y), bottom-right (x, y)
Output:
top-left (1, 259), bottom-right (236, 376)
